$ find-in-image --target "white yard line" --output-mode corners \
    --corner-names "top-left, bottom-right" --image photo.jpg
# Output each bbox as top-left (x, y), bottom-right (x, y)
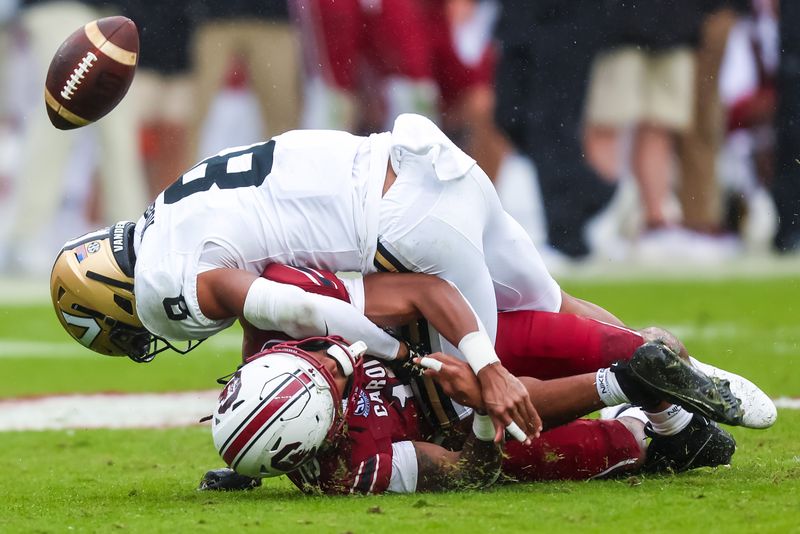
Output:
top-left (774, 397), bottom-right (800, 410)
top-left (0, 332), bottom-right (243, 358)
top-left (0, 391), bottom-right (797, 432)
top-left (0, 391), bottom-right (219, 431)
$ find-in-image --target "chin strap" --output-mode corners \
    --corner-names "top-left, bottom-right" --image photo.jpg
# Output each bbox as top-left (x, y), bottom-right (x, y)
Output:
top-left (128, 336), bottom-right (207, 363)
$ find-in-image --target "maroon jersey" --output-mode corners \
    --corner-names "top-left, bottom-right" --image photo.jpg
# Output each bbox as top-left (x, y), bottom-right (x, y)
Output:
top-left (288, 357), bottom-right (429, 494)
top-left (258, 264), bottom-right (642, 493)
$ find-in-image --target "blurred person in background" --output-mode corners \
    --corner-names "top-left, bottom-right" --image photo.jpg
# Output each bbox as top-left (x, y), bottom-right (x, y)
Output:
top-left (582, 1), bottom-right (746, 263)
top-left (125, 0), bottom-right (194, 198)
top-left (0, 0), bottom-right (18, 124)
top-left (716, 0), bottom-right (779, 253)
top-left (494, 0), bottom-right (616, 259)
top-left (677, 1), bottom-right (750, 243)
top-left (424, 0), bottom-right (507, 182)
top-left (293, 0), bottom-right (438, 131)
top-left (432, 0), bottom-right (550, 254)
top-left (188, 1), bottom-right (301, 161)
top-left (0, 0), bottom-right (146, 274)
top-left (0, 0), bottom-right (20, 205)
top-left (772, 0), bottom-right (800, 253)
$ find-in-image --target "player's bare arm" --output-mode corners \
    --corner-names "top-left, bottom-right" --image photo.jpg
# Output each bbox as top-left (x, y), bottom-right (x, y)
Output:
top-left (363, 273), bottom-right (480, 347)
top-left (362, 272), bottom-right (541, 442)
top-left (413, 436), bottom-right (502, 492)
top-left (420, 352), bottom-right (604, 431)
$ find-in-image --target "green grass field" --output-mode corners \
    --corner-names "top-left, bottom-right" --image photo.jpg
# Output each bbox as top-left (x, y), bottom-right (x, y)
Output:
top-left (1, 275), bottom-right (799, 532)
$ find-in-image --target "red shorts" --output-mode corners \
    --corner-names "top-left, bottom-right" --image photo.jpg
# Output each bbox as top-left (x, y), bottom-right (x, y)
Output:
top-left (496, 311), bottom-right (646, 380)
top-left (296, 0), bottom-right (432, 91)
top-left (503, 419), bottom-right (641, 481)
top-left (423, 0), bottom-right (495, 106)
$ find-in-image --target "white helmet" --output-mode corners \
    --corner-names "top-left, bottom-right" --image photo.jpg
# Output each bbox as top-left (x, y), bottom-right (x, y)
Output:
top-left (211, 336), bottom-right (366, 478)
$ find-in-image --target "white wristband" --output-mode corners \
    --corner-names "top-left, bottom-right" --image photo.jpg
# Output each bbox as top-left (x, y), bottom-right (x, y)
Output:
top-left (472, 413), bottom-right (495, 442)
top-left (458, 331), bottom-right (500, 375)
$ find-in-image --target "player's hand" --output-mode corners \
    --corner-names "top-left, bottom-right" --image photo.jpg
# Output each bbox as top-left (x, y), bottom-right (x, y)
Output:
top-left (476, 363), bottom-right (542, 444)
top-left (414, 352), bottom-right (483, 410)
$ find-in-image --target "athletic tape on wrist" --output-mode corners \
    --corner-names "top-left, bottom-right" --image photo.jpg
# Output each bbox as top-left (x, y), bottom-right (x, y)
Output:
top-left (472, 413), bottom-right (495, 442)
top-left (458, 331), bottom-right (500, 375)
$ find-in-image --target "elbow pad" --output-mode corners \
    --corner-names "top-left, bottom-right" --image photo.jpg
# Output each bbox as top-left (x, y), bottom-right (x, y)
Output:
top-left (242, 277), bottom-right (326, 339)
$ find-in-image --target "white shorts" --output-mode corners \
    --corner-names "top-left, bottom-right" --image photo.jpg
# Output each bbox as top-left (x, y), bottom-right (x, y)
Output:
top-left (377, 154), bottom-right (561, 343)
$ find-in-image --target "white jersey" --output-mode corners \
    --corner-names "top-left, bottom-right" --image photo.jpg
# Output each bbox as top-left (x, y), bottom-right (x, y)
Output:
top-left (134, 129), bottom-right (391, 341)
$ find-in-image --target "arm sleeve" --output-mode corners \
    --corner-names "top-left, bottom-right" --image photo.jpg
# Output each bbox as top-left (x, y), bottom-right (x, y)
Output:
top-left (387, 441), bottom-right (419, 494)
top-left (304, 290), bottom-right (401, 360)
top-left (244, 276), bottom-right (401, 360)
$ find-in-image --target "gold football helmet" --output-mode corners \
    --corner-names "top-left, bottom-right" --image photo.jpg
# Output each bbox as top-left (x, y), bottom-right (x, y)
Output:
top-left (50, 221), bottom-right (155, 361)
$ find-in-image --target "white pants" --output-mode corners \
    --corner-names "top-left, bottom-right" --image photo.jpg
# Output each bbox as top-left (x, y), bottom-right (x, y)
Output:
top-left (377, 155), bottom-right (562, 344)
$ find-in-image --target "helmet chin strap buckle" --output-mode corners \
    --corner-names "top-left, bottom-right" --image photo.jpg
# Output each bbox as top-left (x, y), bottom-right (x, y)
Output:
top-left (326, 340), bottom-right (368, 377)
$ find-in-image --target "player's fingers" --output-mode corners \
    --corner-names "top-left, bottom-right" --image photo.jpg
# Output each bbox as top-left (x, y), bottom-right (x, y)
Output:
top-left (494, 420), bottom-right (505, 444)
top-left (513, 394), bottom-right (541, 439)
top-left (487, 411), bottom-right (512, 444)
top-left (524, 397), bottom-right (543, 438)
top-left (417, 356), bottom-right (443, 373)
top-left (506, 405), bottom-right (532, 444)
top-left (505, 421), bottom-right (527, 443)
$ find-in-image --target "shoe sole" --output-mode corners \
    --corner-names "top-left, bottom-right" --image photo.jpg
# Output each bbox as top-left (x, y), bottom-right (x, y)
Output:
top-left (689, 357), bottom-right (777, 429)
top-left (629, 345), bottom-right (744, 426)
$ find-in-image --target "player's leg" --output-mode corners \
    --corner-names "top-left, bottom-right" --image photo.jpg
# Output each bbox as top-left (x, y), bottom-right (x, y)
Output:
top-left (362, 0), bottom-right (438, 126)
top-left (189, 21), bottom-right (239, 160)
top-left (378, 155), bottom-right (501, 341)
top-left (468, 163), bottom-right (564, 313)
top-left (515, 342), bottom-right (742, 429)
top-left (506, 345), bottom-right (738, 475)
top-left (502, 418), bottom-right (645, 481)
top-left (96, 87), bottom-right (148, 222)
top-left (244, 20), bottom-right (301, 137)
top-left (638, 326), bottom-right (777, 429)
top-left (496, 310), bottom-right (645, 380)
top-left (294, 0), bottom-right (361, 130)
top-left (602, 405), bottom-right (736, 474)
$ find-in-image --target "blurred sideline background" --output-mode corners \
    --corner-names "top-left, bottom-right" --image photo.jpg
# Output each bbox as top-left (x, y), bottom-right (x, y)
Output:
top-left (0, 0), bottom-right (799, 296)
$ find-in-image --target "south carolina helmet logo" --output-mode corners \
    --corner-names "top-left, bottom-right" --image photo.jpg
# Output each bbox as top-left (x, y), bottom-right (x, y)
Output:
top-left (218, 372), bottom-right (242, 414)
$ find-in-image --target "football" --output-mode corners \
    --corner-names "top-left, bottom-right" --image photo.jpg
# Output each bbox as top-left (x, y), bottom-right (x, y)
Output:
top-left (44, 16), bottom-right (139, 130)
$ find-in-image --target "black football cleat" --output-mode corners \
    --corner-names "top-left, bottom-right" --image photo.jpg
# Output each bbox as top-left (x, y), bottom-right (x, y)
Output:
top-left (643, 414), bottom-right (736, 473)
top-left (613, 342), bottom-right (744, 426)
top-left (198, 468), bottom-right (261, 491)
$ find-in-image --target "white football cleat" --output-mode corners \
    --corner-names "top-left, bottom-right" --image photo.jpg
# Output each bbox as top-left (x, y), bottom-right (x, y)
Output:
top-left (689, 356), bottom-right (777, 429)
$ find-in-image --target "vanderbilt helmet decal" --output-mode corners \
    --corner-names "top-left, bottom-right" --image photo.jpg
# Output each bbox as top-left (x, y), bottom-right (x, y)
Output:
top-left (60, 311), bottom-right (102, 348)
